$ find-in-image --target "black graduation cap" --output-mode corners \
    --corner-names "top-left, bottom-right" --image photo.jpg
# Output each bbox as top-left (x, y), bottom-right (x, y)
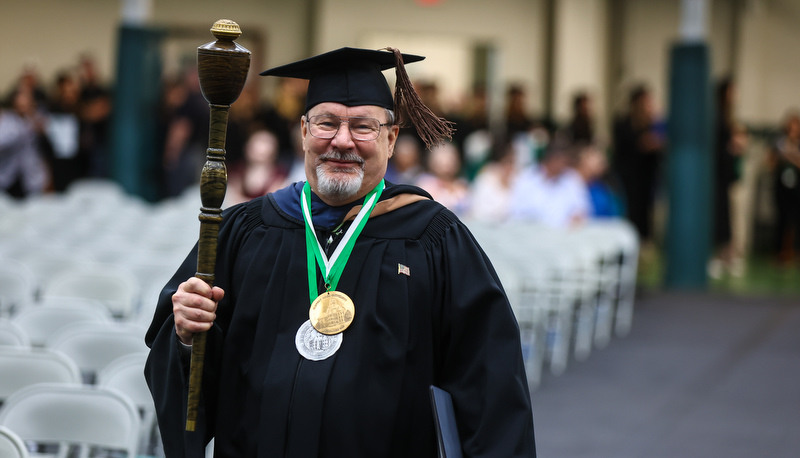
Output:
top-left (260, 46), bottom-right (454, 148)
top-left (260, 47), bottom-right (424, 113)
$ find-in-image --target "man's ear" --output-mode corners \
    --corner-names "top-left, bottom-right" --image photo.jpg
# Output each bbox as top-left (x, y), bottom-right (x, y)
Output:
top-left (387, 124), bottom-right (400, 158)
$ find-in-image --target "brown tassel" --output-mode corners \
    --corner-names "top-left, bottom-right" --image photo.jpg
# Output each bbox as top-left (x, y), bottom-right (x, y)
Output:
top-left (382, 47), bottom-right (455, 150)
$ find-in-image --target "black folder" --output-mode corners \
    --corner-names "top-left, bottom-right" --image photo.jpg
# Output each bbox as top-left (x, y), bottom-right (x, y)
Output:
top-left (429, 386), bottom-right (463, 458)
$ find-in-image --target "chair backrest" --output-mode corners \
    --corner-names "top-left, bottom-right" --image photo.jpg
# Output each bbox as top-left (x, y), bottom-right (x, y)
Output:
top-left (0, 259), bottom-right (37, 316)
top-left (97, 353), bottom-right (152, 412)
top-left (0, 425), bottom-right (30, 458)
top-left (98, 353), bottom-right (158, 455)
top-left (45, 322), bottom-right (148, 383)
top-left (0, 318), bottom-right (30, 347)
top-left (0, 347), bottom-right (81, 402)
top-left (12, 302), bottom-right (112, 347)
top-left (0, 383), bottom-right (140, 457)
top-left (17, 249), bottom-right (95, 299)
top-left (12, 298), bottom-right (112, 347)
top-left (42, 264), bottom-right (140, 319)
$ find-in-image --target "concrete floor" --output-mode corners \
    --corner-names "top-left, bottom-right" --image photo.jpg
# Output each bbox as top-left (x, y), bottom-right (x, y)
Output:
top-left (530, 291), bottom-right (800, 458)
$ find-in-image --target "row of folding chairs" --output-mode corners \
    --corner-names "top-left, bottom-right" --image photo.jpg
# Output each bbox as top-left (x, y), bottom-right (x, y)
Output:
top-left (0, 383), bottom-right (143, 458)
top-left (464, 218), bottom-right (639, 390)
top-left (0, 341), bottom-right (158, 456)
top-left (0, 181), bottom-right (196, 457)
top-left (0, 179), bottom-right (199, 321)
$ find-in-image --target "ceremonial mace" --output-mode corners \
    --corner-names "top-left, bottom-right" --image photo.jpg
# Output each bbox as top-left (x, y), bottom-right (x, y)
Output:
top-left (186, 19), bottom-right (250, 432)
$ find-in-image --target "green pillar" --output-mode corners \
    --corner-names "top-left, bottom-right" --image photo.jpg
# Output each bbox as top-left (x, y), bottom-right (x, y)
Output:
top-left (664, 42), bottom-right (713, 289)
top-left (111, 25), bottom-right (164, 202)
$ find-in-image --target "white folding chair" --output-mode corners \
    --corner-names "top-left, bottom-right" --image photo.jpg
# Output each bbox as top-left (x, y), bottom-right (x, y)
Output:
top-left (0, 383), bottom-right (140, 458)
top-left (0, 258), bottom-right (37, 317)
top-left (42, 264), bottom-right (141, 319)
top-left (577, 221), bottom-right (632, 348)
top-left (0, 425), bottom-right (30, 458)
top-left (0, 347), bottom-right (81, 404)
top-left (12, 301), bottom-right (112, 347)
top-left (45, 322), bottom-right (148, 384)
top-left (98, 353), bottom-right (160, 456)
top-left (0, 318), bottom-right (30, 347)
top-left (611, 220), bottom-right (640, 337)
top-left (16, 249), bottom-right (96, 300)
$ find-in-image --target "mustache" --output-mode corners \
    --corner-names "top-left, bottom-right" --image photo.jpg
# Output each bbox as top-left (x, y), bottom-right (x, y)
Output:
top-left (318, 151), bottom-right (365, 165)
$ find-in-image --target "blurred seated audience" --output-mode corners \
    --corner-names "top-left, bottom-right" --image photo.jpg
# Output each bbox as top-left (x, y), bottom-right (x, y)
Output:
top-left (415, 141), bottom-right (470, 216)
top-left (509, 138), bottom-right (590, 228)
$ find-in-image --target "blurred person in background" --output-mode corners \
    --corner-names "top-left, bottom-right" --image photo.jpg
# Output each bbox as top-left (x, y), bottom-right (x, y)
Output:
top-left (450, 83), bottom-right (488, 158)
top-left (612, 84), bottom-right (665, 249)
top-left (77, 54), bottom-right (112, 178)
top-left (161, 63), bottom-right (209, 198)
top-left (574, 141), bottom-right (622, 218)
top-left (505, 83), bottom-right (534, 140)
top-left (0, 85), bottom-right (50, 198)
top-left (468, 140), bottom-right (518, 222)
top-left (709, 77), bottom-right (748, 278)
top-left (564, 91), bottom-right (595, 144)
top-left (284, 121), bottom-right (307, 184)
top-left (225, 86), bottom-right (263, 169)
top-left (458, 83), bottom-right (494, 181)
top-left (224, 128), bottom-right (288, 207)
top-left (45, 70), bottom-right (85, 191)
top-left (385, 133), bottom-right (424, 185)
top-left (509, 137), bottom-right (590, 228)
top-left (415, 141), bottom-right (470, 216)
top-left (767, 110), bottom-right (800, 267)
top-left (11, 63), bottom-right (48, 107)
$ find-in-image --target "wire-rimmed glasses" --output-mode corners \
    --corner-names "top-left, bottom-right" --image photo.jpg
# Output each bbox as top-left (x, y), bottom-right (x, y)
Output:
top-left (306, 115), bottom-right (389, 141)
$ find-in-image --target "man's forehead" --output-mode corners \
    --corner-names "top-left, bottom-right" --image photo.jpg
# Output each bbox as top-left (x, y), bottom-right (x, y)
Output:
top-left (308, 103), bottom-right (385, 117)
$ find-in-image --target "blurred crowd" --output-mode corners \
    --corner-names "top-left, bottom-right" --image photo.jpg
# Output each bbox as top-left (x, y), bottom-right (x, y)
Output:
top-left (2, 56), bottom-right (800, 274)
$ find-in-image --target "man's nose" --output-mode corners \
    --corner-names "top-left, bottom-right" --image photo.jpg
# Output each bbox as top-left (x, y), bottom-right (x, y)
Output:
top-left (330, 121), bottom-right (356, 148)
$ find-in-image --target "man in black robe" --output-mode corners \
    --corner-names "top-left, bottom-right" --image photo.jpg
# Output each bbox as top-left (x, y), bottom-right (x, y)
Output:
top-left (145, 47), bottom-right (536, 457)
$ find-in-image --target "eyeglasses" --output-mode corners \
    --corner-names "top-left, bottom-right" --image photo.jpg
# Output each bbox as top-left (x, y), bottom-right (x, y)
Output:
top-left (306, 115), bottom-right (389, 141)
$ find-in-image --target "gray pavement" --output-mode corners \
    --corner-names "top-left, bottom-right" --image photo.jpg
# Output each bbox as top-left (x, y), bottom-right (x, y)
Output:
top-left (531, 292), bottom-right (800, 458)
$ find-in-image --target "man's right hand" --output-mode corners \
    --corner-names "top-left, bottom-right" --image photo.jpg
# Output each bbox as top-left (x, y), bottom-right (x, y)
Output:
top-left (172, 277), bottom-right (225, 345)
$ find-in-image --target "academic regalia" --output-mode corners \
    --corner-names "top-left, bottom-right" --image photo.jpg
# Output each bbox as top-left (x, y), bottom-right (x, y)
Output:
top-left (145, 181), bottom-right (535, 457)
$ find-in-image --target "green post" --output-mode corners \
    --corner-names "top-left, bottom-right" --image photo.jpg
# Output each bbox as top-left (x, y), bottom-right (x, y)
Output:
top-left (664, 42), bottom-right (713, 289)
top-left (111, 25), bottom-right (164, 202)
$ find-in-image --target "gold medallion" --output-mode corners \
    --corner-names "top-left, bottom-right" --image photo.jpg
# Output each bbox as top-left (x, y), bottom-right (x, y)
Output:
top-left (309, 291), bottom-right (355, 335)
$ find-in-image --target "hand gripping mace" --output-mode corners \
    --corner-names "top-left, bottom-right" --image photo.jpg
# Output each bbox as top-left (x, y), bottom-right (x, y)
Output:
top-left (186, 19), bottom-right (250, 432)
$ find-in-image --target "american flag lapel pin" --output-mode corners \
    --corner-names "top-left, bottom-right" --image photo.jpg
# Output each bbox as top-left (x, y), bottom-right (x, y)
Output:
top-left (398, 263), bottom-right (411, 276)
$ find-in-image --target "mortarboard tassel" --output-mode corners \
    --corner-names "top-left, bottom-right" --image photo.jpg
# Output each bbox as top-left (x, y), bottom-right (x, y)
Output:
top-left (383, 47), bottom-right (455, 150)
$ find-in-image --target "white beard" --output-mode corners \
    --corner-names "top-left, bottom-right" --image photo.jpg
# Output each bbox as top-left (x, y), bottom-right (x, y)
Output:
top-left (314, 151), bottom-right (365, 201)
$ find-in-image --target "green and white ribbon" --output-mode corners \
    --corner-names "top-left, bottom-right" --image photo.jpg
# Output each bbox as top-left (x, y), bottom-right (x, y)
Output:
top-left (301, 180), bottom-right (385, 304)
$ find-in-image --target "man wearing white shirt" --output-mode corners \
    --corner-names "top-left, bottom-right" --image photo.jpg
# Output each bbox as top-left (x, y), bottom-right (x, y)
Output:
top-left (509, 141), bottom-right (590, 228)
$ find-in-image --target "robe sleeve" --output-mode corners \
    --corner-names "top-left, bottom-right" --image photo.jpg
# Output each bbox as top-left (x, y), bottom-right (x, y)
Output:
top-left (431, 210), bottom-right (537, 457)
top-left (143, 202), bottom-right (252, 457)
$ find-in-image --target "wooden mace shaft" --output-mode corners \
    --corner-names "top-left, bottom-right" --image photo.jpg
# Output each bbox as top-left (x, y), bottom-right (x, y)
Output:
top-left (186, 104), bottom-right (230, 432)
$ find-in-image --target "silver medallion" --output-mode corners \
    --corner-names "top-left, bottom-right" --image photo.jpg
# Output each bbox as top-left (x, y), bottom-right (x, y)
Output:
top-left (295, 320), bottom-right (343, 361)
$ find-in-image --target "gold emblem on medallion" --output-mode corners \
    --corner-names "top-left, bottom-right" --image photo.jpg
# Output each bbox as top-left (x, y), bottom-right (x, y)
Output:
top-left (309, 291), bottom-right (355, 335)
